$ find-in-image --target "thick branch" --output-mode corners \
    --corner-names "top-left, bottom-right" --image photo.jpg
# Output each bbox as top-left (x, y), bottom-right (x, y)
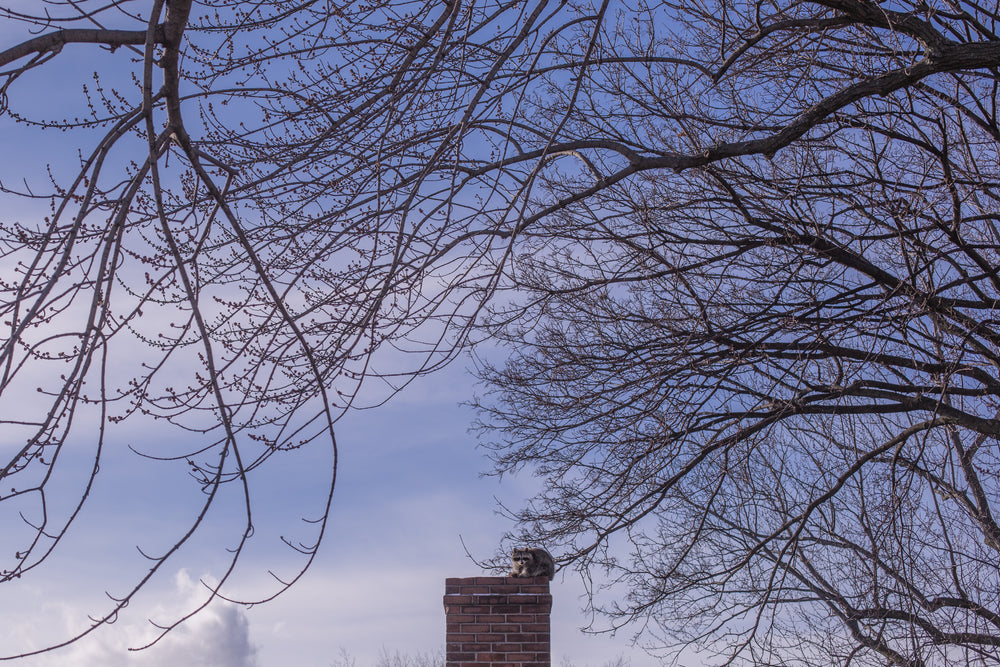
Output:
top-left (160, 0), bottom-right (193, 131)
top-left (0, 28), bottom-right (161, 69)
top-left (811, 0), bottom-right (949, 51)
top-left (640, 40), bottom-right (1000, 171)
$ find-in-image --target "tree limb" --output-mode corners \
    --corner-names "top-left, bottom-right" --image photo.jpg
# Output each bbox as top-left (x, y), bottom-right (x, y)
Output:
top-left (0, 28), bottom-right (162, 69)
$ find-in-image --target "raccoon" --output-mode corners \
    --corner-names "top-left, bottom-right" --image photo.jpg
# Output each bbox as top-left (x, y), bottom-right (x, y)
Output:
top-left (509, 547), bottom-right (555, 580)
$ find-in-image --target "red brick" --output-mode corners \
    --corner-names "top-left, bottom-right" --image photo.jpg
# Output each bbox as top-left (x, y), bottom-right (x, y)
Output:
top-left (445, 613), bottom-right (475, 625)
top-left (475, 613), bottom-right (509, 623)
top-left (443, 594), bottom-right (475, 604)
top-left (490, 605), bottom-right (523, 614)
top-left (492, 642), bottom-right (524, 652)
top-left (489, 623), bottom-right (520, 633)
top-left (518, 623), bottom-right (550, 633)
top-left (516, 584), bottom-right (549, 594)
top-left (481, 594), bottom-right (514, 604)
top-left (460, 605), bottom-right (492, 614)
top-left (519, 642), bottom-right (550, 652)
top-left (475, 652), bottom-right (505, 661)
top-left (506, 613), bottom-right (541, 623)
top-left (455, 623), bottom-right (489, 633)
top-left (484, 584), bottom-right (521, 594)
top-left (507, 594), bottom-right (544, 604)
top-left (455, 643), bottom-right (490, 652)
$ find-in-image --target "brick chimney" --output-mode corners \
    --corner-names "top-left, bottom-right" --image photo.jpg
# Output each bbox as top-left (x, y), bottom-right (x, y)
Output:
top-left (443, 576), bottom-right (552, 666)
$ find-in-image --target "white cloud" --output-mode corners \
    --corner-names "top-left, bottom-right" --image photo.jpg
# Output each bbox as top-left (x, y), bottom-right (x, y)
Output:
top-left (6, 571), bottom-right (258, 667)
top-left (129, 600), bottom-right (257, 667)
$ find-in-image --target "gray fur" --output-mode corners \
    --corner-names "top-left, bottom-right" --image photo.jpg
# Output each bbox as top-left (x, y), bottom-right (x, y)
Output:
top-left (509, 547), bottom-right (555, 580)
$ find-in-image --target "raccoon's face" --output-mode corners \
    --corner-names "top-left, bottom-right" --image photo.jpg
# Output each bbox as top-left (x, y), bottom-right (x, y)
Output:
top-left (511, 549), bottom-right (533, 567)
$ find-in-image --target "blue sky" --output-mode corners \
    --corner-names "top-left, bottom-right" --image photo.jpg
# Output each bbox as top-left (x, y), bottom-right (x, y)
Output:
top-left (0, 359), bottom-right (655, 666)
top-left (0, 6), bottom-right (659, 664)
